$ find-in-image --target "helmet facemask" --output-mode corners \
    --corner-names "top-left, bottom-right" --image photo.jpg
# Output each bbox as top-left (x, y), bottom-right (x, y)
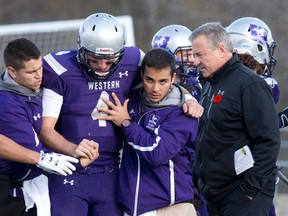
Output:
top-left (174, 47), bottom-right (198, 78)
top-left (77, 45), bottom-right (124, 81)
top-left (175, 46), bottom-right (194, 67)
top-left (264, 41), bottom-right (276, 76)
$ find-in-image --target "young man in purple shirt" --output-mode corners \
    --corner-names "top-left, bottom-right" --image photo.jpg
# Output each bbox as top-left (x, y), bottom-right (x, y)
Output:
top-left (0, 38), bottom-right (81, 216)
top-left (98, 48), bottom-right (198, 216)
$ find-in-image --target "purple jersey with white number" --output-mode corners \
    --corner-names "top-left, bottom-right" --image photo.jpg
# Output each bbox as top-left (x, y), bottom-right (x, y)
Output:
top-left (42, 46), bottom-right (143, 166)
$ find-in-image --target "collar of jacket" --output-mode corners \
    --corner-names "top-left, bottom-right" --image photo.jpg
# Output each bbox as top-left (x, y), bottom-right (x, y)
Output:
top-left (138, 83), bottom-right (185, 108)
top-left (206, 53), bottom-right (240, 84)
top-left (0, 72), bottom-right (42, 98)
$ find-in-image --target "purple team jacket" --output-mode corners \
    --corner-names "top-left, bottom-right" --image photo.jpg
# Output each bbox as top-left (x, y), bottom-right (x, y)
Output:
top-left (118, 85), bottom-right (198, 215)
top-left (0, 75), bottom-right (43, 182)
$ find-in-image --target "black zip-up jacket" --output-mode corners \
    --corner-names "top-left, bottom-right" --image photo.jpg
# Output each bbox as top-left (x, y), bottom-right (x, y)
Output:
top-left (194, 54), bottom-right (280, 203)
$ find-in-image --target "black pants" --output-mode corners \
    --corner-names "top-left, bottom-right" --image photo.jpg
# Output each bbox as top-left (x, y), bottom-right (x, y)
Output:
top-left (0, 174), bottom-right (37, 216)
top-left (0, 197), bottom-right (37, 216)
top-left (207, 188), bottom-right (273, 216)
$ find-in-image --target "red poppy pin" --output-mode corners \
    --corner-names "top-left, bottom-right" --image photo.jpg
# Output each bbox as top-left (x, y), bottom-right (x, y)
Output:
top-left (213, 94), bottom-right (222, 103)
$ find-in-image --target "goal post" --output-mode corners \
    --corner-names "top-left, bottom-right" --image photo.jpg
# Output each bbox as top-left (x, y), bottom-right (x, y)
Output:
top-left (0, 15), bottom-right (135, 72)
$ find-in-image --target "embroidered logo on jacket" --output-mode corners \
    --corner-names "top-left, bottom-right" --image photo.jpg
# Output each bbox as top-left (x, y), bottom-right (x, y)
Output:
top-left (146, 114), bottom-right (160, 130)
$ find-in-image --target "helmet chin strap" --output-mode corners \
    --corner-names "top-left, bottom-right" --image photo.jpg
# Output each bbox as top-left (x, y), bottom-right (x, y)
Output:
top-left (263, 65), bottom-right (269, 76)
top-left (90, 62), bottom-right (119, 81)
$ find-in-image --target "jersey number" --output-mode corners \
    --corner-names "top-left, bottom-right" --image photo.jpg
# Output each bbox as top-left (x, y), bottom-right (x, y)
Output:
top-left (91, 91), bottom-right (109, 127)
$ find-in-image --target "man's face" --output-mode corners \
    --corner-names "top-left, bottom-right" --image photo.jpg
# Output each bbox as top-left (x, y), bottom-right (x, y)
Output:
top-left (86, 53), bottom-right (118, 77)
top-left (8, 58), bottom-right (43, 91)
top-left (192, 35), bottom-right (223, 78)
top-left (142, 66), bottom-right (175, 103)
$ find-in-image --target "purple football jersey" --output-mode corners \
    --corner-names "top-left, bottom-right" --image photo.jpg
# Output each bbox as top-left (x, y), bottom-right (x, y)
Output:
top-left (42, 46), bottom-right (143, 165)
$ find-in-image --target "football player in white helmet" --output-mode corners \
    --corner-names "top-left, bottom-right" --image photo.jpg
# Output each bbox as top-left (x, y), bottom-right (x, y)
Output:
top-left (41, 13), bottom-right (144, 216)
top-left (227, 17), bottom-right (276, 76)
top-left (77, 13), bottom-right (125, 81)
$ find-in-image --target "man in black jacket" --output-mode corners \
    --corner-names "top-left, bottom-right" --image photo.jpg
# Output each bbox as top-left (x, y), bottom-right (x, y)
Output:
top-left (190, 22), bottom-right (280, 216)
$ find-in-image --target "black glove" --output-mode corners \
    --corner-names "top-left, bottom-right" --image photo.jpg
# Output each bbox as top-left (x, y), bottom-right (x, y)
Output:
top-left (278, 107), bottom-right (288, 128)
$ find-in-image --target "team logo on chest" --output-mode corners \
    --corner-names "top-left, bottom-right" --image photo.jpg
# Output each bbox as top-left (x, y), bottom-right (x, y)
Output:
top-left (146, 114), bottom-right (160, 130)
top-left (119, 70), bottom-right (129, 78)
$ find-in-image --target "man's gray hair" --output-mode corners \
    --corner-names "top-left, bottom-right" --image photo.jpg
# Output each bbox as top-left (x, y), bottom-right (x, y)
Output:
top-left (189, 22), bottom-right (233, 52)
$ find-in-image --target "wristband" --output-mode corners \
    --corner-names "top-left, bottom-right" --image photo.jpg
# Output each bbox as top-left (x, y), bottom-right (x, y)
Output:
top-left (121, 119), bottom-right (131, 128)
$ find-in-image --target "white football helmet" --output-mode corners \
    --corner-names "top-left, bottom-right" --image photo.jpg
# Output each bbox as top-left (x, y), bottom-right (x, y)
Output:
top-left (77, 13), bottom-right (125, 81)
top-left (227, 17), bottom-right (276, 75)
top-left (151, 24), bottom-right (193, 67)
